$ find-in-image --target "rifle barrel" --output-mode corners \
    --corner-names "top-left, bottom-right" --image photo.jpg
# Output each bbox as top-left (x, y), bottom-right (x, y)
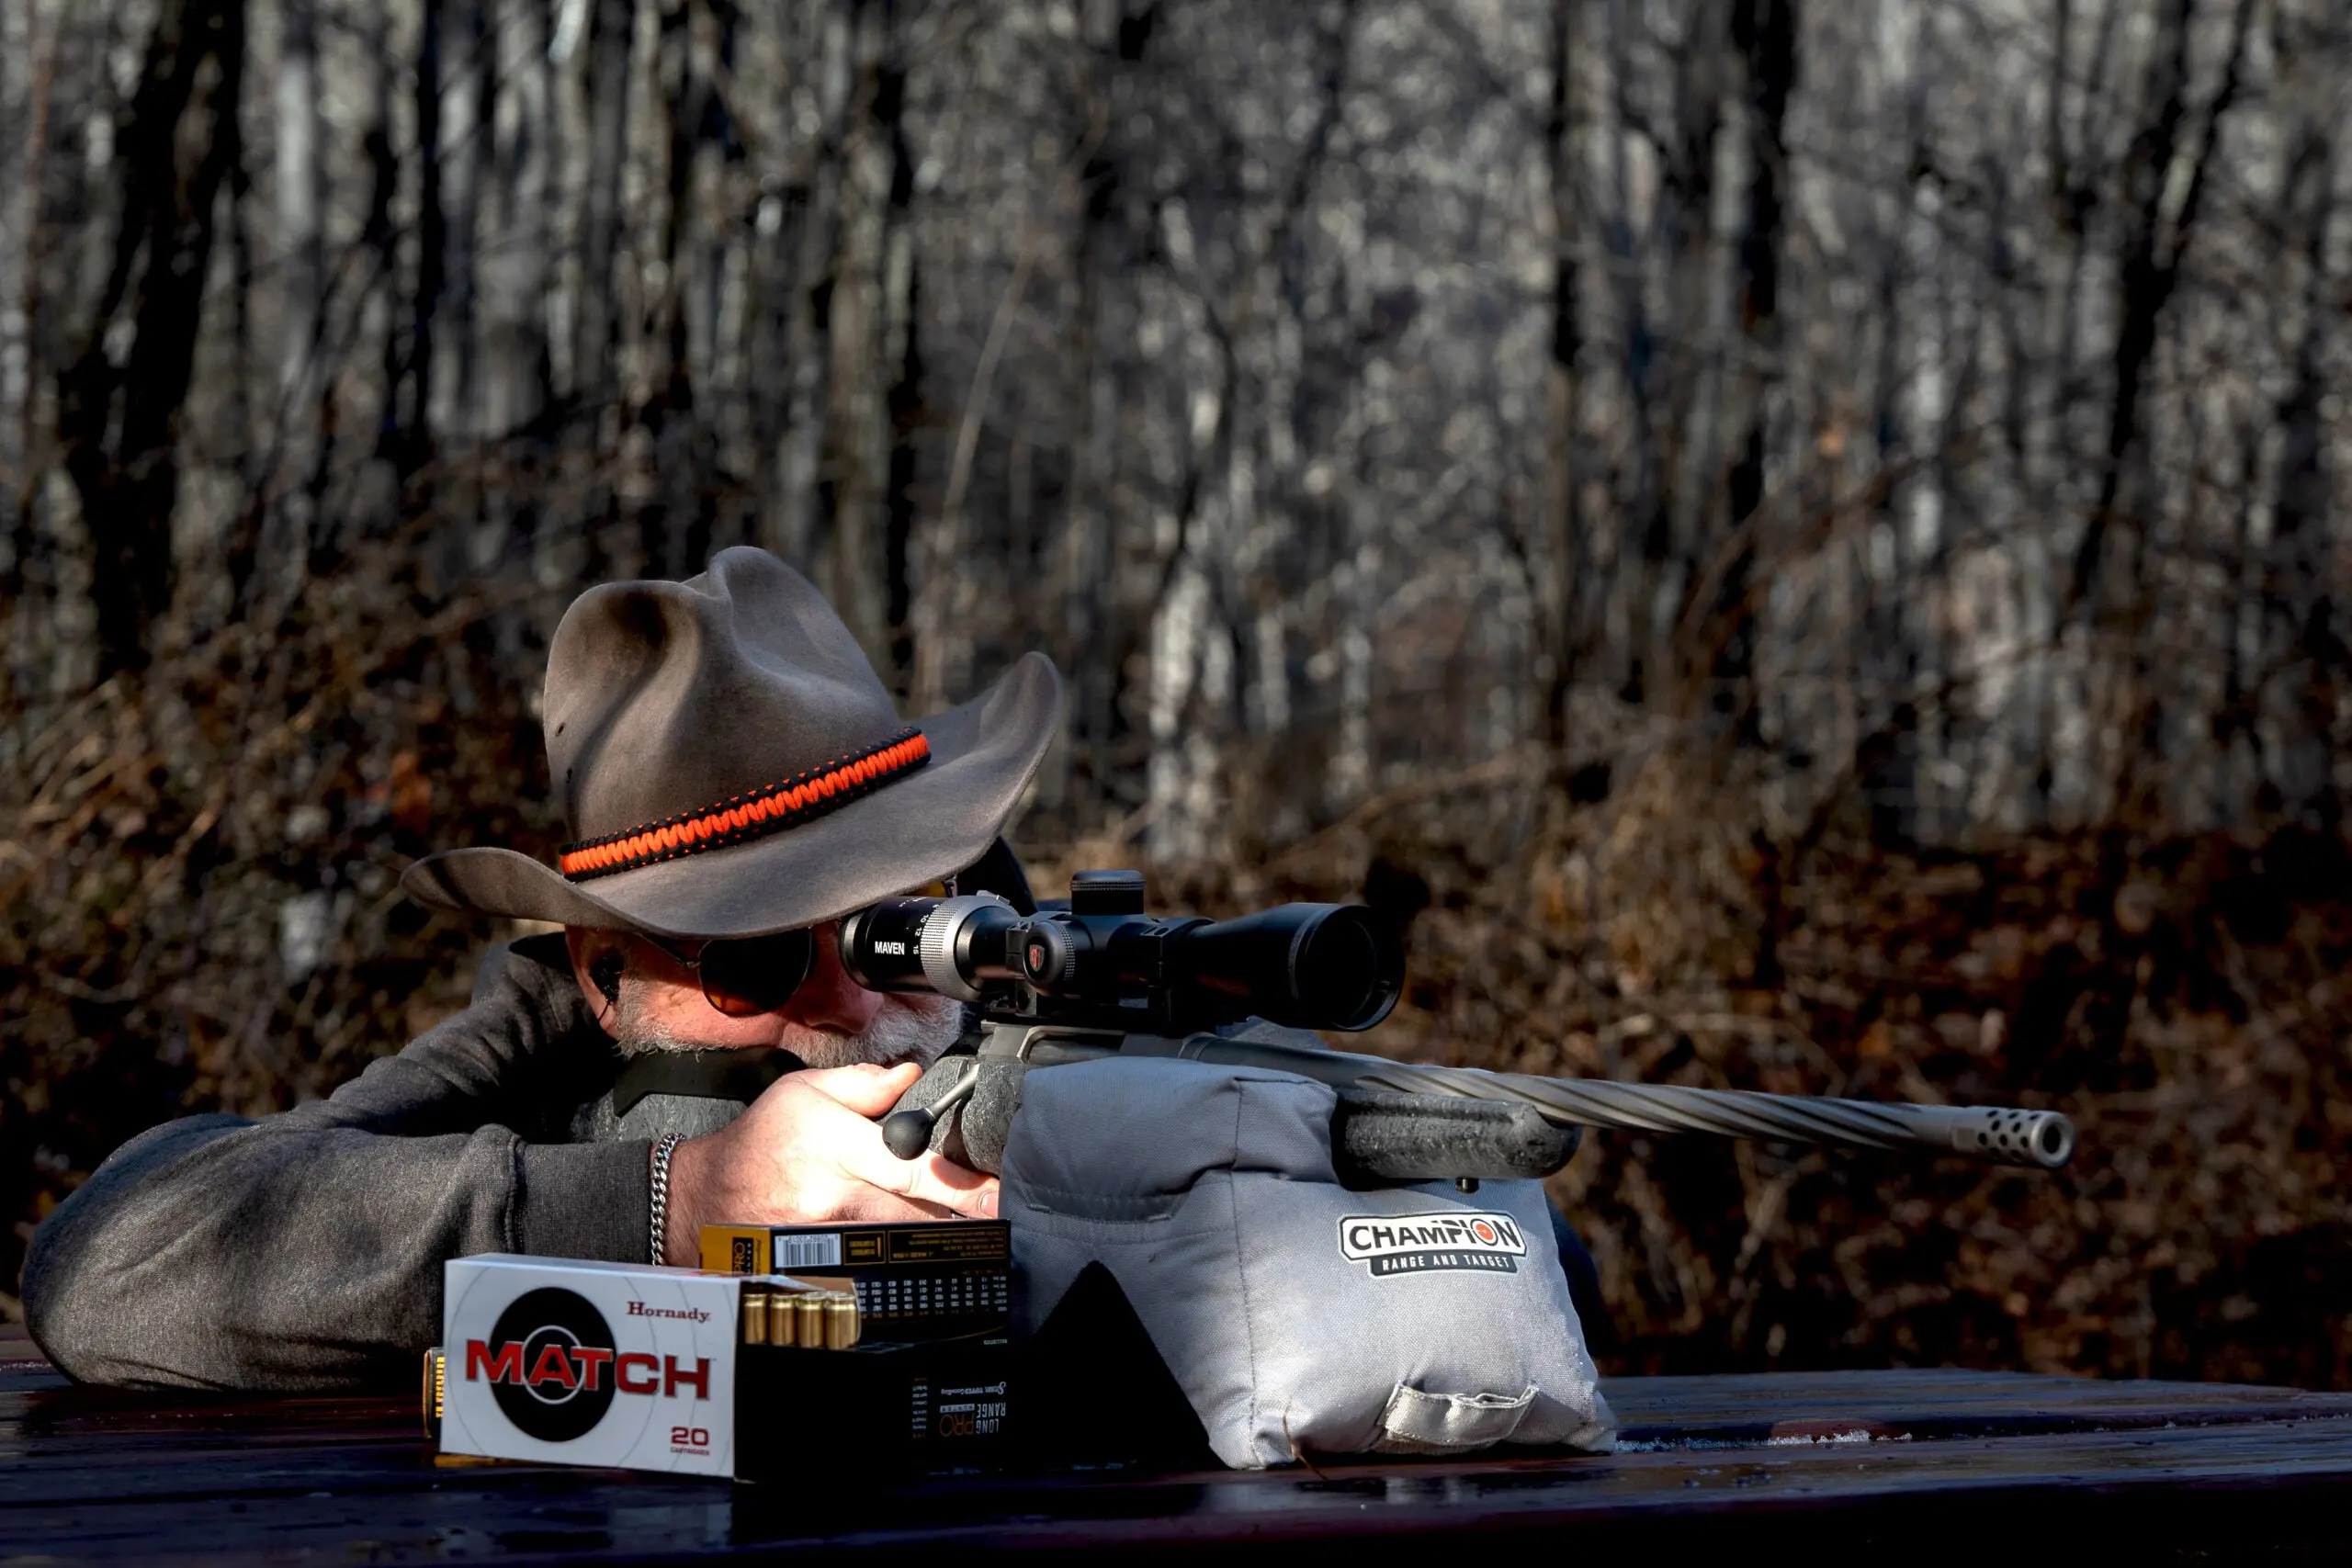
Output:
top-left (1152, 1035), bottom-right (2076, 1169)
top-left (1356, 1064), bottom-right (2075, 1169)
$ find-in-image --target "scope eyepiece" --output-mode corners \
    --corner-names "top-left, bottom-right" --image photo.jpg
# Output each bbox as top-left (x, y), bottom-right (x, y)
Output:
top-left (838, 894), bottom-right (1023, 1001)
top-left (838, 872), bottom-right (1406, 1033)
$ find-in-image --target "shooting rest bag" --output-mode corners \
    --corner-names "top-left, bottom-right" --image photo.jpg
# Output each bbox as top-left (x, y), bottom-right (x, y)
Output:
top-left (1002, 1055), bottom-right (1615, 1468)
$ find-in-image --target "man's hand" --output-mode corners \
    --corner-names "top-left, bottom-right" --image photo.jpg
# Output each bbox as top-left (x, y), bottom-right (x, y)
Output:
top-left (660, 1063), bottom-right (996, 1263)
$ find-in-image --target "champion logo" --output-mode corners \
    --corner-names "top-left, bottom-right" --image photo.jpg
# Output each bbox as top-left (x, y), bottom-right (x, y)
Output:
top-left (1339, 1211), bottom-right (1529, 1278)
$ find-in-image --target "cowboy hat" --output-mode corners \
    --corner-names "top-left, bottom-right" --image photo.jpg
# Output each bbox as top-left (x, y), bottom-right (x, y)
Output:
top-left (400, 547), bottom-right (1062, 938)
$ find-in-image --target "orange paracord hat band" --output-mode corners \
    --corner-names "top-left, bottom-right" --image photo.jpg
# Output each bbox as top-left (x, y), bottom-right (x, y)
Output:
top-left (557, 728), bottom-right (931, 881)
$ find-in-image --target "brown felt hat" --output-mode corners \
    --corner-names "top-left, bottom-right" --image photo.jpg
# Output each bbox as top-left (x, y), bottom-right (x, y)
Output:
top-left (401, 547), bottom-right (1062, 939)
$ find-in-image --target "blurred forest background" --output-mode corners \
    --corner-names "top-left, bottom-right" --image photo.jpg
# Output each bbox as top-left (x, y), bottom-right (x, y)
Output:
top-left (5, 0), bottom-right (2352, 1385)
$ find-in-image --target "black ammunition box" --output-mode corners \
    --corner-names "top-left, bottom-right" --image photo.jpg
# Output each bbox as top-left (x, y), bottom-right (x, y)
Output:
top-left (732, 1331), bottom-right (1013, 1481)
top-left (702, 1221), bottom-right (1011, 1343)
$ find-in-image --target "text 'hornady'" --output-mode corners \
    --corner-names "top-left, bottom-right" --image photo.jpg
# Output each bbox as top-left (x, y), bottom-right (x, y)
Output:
top-left (626, 1302), bottom-right (712, 1322)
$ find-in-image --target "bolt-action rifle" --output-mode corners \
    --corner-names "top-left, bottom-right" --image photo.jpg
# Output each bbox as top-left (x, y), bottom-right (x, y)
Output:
top-left (842, 870), bottom-right (2075, 1188)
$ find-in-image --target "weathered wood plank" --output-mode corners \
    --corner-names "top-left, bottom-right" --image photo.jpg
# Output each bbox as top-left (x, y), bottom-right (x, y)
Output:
top-left (1606, 1366), bottom-right (2352, 1443)
top-left (5, 1366), bottom-right (2351, 1562)
top-left (5, 1417), bottom-right (2352, 1562)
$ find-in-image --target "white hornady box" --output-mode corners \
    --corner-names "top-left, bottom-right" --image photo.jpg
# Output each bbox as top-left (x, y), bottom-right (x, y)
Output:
top-left (440, 1254), bottom-right (751, 1476)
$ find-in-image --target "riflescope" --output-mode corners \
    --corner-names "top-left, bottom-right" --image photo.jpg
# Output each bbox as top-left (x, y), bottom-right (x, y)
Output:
top-left (838, 868), bottom-right (1405, 1033)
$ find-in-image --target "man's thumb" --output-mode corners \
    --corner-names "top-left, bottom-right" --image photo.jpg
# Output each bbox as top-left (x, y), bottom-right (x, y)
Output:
top-left (798, 1060), bottom-right (922, 1118)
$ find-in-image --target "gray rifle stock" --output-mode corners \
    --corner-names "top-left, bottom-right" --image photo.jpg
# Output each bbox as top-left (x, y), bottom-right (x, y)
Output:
top-left (883, 1021), bottom-right (2078, 1186)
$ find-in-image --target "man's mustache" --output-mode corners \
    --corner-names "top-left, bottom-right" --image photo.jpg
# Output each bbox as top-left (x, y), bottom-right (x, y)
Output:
top-left (616, 992), bottom-right (961, 1070)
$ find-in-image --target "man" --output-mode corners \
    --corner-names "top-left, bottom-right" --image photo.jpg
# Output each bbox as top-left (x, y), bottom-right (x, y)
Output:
top-left (24, 548), bottom-right (1062, 1389)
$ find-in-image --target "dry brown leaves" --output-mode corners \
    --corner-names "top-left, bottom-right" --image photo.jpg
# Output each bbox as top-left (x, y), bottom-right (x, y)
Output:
top-left (1065, 748), bottom-right (2352, 1386)
top-left (8, 643), bottom-right (2349, 1388)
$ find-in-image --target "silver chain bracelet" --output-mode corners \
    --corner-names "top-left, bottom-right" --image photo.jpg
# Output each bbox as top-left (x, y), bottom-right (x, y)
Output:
top-left (648, 1133), bottom-right (683, 1266)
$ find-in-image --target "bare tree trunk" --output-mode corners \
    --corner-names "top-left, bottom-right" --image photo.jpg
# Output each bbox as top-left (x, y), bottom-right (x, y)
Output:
top-left (819, 0), bottom-right (916, 684)
top-left (1050, 0), bottom-right (1155, 815)
top-left (271, 0), bottom-right (324, 602)
top-left (2066, 0), bottom-right (2251, 621)
top-left (637, 0), bottom-right (702, 579)
top-left (1995, 0), bottom-right (2115, 826)
top-left (1706, 0), bottom-right (1792, 751)
top-left (823, 0), bottom-right (886, 648)
top-left (3, 0), bottom-right (60, 617)
top-left (1655, 3), bottom-right (1734, 699)
top-left (1329, 493), bottom-right (1377, 812)
top-left (56, 0), bottom-right (248, 676)
top-left (1598, 0), bottom-right (1666, 706)
top-left (1237, 0), bottom-right (1353, 768)
top-left (413, 0), bottom-right (486, 594)
top-left (1539, 0), bottom-right (1582, 766)
top-left (388, 0), bottom-right (447, 490)
top-left (481, 0), bottom-right (549, 446)
top-left (352, 0), bottom-right (402, 564)
top-left (883, 173), bottom-right (922, 692)
top-left (572, 0), bottom-right (633, 452)
top-left (429, 0), bottom-right (484, 452)
top-left (0, 3), bottom-right (25, 534)
top-left (766, 0), bottom-right (847, 577)
top-left (695, 0), bottom-right (751, 537)
top-left (474, 0), bottom-right (552, 584)
top-left (2262, 6), bottom-right (2343, 833)
top-left (2072, 0), bottom-right (2252, 819)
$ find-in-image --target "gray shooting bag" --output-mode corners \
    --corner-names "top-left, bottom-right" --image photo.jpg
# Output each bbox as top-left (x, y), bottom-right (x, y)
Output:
top-left (1001, 1055), bottom-right (1615, 1468)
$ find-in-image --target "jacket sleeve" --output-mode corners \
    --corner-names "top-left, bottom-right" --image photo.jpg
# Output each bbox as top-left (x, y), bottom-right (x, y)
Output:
top-left (20, 938), bottom-right (650, 1392)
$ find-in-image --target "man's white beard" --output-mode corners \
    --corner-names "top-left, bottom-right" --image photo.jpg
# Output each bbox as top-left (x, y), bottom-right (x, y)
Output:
top-left (615, 987), bottom-right (965, 1069)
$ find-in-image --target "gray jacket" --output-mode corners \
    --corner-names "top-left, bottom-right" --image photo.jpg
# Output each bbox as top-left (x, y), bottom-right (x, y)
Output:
top-left (23, 936), bottom-right (671, 1392)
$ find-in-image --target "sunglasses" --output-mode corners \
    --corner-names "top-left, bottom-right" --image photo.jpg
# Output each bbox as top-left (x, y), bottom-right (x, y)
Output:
top-left (638, 928), bottom-right (818, 1018)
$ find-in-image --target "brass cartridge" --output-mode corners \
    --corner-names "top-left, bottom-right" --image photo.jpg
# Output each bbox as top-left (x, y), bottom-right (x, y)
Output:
top-left (795, 1292), bottom-right (824, 1348)
top-left (741, 1288), bottom-right (769, 1346)
top-left (771, 1291), bottom-right (798, 1348)
top-left (823, 1292), bottom-right (859, 1349)
top-left (422, 1346), bottom-right (446, 1438)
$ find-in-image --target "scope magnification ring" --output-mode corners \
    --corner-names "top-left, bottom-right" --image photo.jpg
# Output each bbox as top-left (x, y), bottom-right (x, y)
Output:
top-left (916, 895), bottom-right (1007, 1002)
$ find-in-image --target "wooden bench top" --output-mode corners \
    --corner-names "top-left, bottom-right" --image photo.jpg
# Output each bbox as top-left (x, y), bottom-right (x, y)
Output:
top-left (7, 1325), bottom-right (2350, 1562)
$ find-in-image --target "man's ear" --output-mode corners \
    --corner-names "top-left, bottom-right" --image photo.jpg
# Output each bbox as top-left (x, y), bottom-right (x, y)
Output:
top-left (564, 927), bottom-right (628, 1039)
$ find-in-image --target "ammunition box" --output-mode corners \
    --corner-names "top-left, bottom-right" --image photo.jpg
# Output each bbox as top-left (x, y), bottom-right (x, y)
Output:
top-left (732, 1330), bottom-right (1014, 1482)
top-left (700, 1220), bottom-right (1011, 1343)
top-left (432, 1254), bottom-right (1011, 1481)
